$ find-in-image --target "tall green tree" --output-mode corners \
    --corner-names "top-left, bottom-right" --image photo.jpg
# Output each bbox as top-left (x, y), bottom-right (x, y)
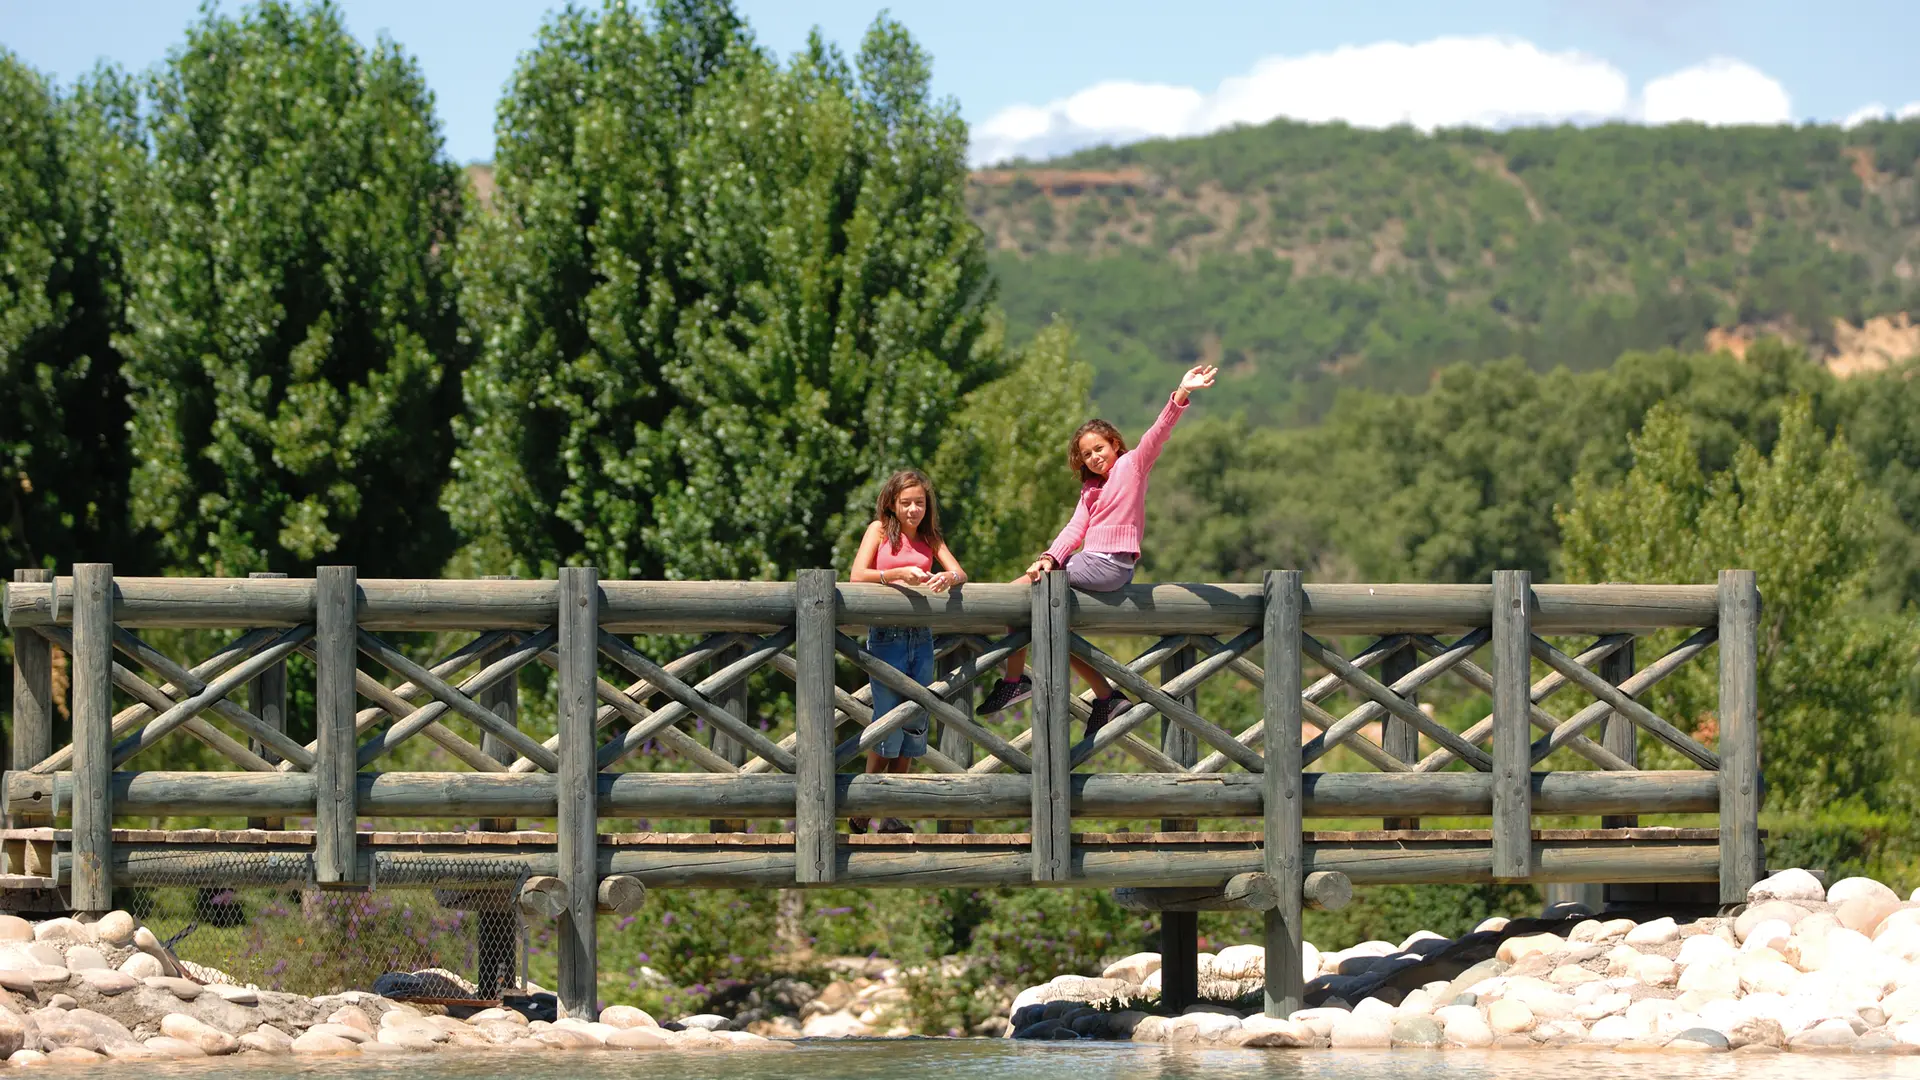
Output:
top-left (1557, 398), bottom-right (1915, 809)
top-left (118, 1), bottom-right (466, 576)
top-left (450, 1), bottom-right (999, 580)
top-left (1, 54), bottom-right (145, 574)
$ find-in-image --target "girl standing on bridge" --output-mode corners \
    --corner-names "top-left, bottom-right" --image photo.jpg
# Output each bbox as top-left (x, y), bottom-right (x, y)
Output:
top-left (846, 468), bottom-right (969, 833)
top-left (975, 363), bottom-right (1219, 736)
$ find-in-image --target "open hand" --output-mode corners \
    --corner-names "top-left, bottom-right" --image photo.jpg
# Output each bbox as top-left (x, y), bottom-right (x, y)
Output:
top-left (1179, 365), bottom-right (1218, 394)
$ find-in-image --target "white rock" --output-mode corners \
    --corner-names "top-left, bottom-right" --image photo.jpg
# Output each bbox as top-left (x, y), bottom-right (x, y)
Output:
top-left (1496, 933), bottom-right (1567, 964)
top-left (1328, 1014), bottom-right (1391, 1048)
top-left (118, 952), bottom-right (164, 979)
top-left (1474, 916), bottom-right (1510, 935)
top-left (209, 984), bottom-right (259, 1005)
top-left (1101, 951), bottom-right (1161, 983)
top-left (305, 1023), bottom-right (373, 1044)
top-left (1588, 1014), bottom-right (1651, 1043)
top-left (1625, 917), bottom-right (1680, 946)
top-left (1678, 960), bottom-right (1740, 996)
top-left (1438, 1008), bottom-right (1492, 1048)
top-left (1628, 953), bottom-right (1678, 986)
top-left (375, 1029), bottom-right (438, 1052)
top-left (1894, 1020), bottom-right (1920, 1046)
top-left (1749, 868), bottom-right (1825, 904)
top-left (33, 918), bottom-right (95, 944)
top-left (1398, 988), bottom-right (1436, 1016)
top-left (598, 1005), bottom-right (656, 1029)
top-left (1488, 999), bottom-right (1534, 1034)
top-left (1825, 877), bottom-right (1899, 906)
top-left (1351, 997), bottom-right (1395, 1022)
top-left (1737, 956), bottom-right (1802, 996)
top-left (291, 1031), bottom-right (361, 1055)
top-left (160, 1014), bottom-right (239, 1055)
top-left (1575, 993), bottom-right (1632, 1021)
top-left (1212, 944), bottom-right (1264, 980)
top-left (1876, 925), bottom-right (1920, 963)
top-left (1301, 941), bottom-right (1322, 979)
top-left (1398, 930), bottom-right (1450, 955)
top-left (1677, 933), bottom-right (1737, 968)
top-left (1288, 1008), bottom-right (1350, 1039)
top-left (78, 969), bottom-right (138, 995)
top-left (1789, 1017), bottom-right (1861, 1050)
top-left (1741, 920), bottom-right (1794, 953)
top-left (801, 1013), bottom-right (872, 1038)
top-left (145, 1036), bottom-right (207, 1059)
top-left (93, 911), bottom-right (136, 946)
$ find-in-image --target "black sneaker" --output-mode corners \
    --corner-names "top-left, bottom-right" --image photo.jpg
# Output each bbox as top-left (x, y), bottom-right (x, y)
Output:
top-left (875, 817), bottom-right (914, 834)
top-left (1085, 693), bottom-right (1129, 738)
top-left (976, 675), bottom-right (1033, 716)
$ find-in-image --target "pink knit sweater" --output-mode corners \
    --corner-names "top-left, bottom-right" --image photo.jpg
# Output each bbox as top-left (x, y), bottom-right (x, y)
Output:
top-left (1045, 393), bottom-right (1190, 566)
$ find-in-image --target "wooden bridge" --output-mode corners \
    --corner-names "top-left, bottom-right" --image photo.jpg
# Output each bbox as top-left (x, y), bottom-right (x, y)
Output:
top-left (2, 565), bottom-right (1762, 1019)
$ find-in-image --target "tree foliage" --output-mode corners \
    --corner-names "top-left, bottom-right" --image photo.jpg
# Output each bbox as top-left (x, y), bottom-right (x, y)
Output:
top-left (1558, 398), bottom-right (1914, 810)
top-left (449, 1), bottom-right (999, 580)
top-left (117, 1), bottom-right (466, 576)
top-left (0, 53), bottom-right (144, 573)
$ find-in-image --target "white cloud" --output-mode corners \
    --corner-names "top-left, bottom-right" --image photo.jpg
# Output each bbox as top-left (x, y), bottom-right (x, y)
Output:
top-left (1842, 100), bottom-right (1920, 127)
top-left (1639, 58), bottom-right (1791, 125)
top-left (971, 36), bottom-right (1799, 166)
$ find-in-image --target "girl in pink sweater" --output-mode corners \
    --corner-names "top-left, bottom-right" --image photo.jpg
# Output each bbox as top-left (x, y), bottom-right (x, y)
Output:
top-left (977, 364), bottom-right (1218, 733)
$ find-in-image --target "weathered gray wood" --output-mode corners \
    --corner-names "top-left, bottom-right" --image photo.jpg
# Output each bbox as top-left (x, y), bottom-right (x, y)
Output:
top-left (1379, 644), bottom-right (1419, 830)
top-left (1303, 628), bottom-right (1489, 768)
top-left (938, 644), bottom-right (977, 833)
top-left (1161, 645), bottom-right (1199, 832)
top-left (1304, 870), bottom-right (1353, 911)
top-left (1718, 569), bottom-right (1762, 907)
top-left (4, 767), bottom-right (1724, 820)
top-left (109, 625), bottom-right (316, 769)
top-left (246, 573), bottom-right (290, 829)
top-left (597, 874), bottom-right (647, 915)
top-left (598, 630), bottom-right (795, 772)
top-left (1600, 641), bottom-right (1639, 830)
top-left (1189, 634), bottom-right (1407, 774)
top-left (837, 633), bottom-right (1031, 772)
top-left (1263, 569), bottom-right (1305, 1018)
top-left (1072, 635), bottom-right (1267, 772)
top-left (479, 578), bottom-right (522, 832)
top-left (359, 630), bottom-right (560, 772)
top-left (1528, 634), bottom-right (1720, 769)
top-left (708, 641), bottom-right (750, 832)
top-left (1492, 570), bottom-right (1533, 881)
top-left (1117, 872), bottom-right (1277, 912)
top-left (556, 566), bottom-right (600, 1019)
top-left (1030, 570), bottom-right (1072, 883)
top-left (9, 570), bottom-right (54, 789)
top-left (1519, 629), bottom-right (1714, 766)
top-left (70, 563), bottom-right (114, 912)
top-left (93, 834), bottom-right (1724, 890)
top-left (794, 570), bottom-right (838, 884)
top-left (594, 628), bottom-right (795, 771)
top-left (1301, 633), bottom-right (1491, 770)
top-left (314, 567), bottom-right (359, 884)
top-left (1418, 634), bottom-right (1635, 772)
top-left (517, 875), bottom-right (570, 919)
top-left (6, 577), bottom-right (1723, 634)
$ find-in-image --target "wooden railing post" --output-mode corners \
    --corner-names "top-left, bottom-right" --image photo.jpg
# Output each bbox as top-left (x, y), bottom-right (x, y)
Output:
top-left (1491, 570), bottom-right (1533, 881)
top-left (476, 575), bottom-right (521, 997)
top-left (1262, 570), bottom-right (1305, 1018)
top-left (9, 569), bottom-right (55, 828)
top-left (1600, 641), bottom-right (1638, 829)
top-left (794, 569), bottom-right (837, 883)
top-left (557, 566), bottom-right (601, 1017)
top-left (1159, 643), bottom-right (1200, 1011)
top-left (938, 641), bottom-right (976, 834)
top-left (71, 563), bottom-right (114, 913)
top-left (1030, 569), bottom-right (1071, 883)
top-left (709, 640), bottom-right (750, 832)
top-left (1718, 569), bottom-right (1762, 907)
top-left (246, 571), bottom-right (289, 831)
top-left (1380, 643), bottom-right (1419, 830)
top-left (314, 566), bottom-right (359, 885)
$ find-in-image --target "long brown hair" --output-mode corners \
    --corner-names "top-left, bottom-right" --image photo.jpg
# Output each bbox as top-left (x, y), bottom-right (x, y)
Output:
top-left (874, 469), bottom-right (943, 549)
top-left (1068, 419), bottom-right (1128, 483)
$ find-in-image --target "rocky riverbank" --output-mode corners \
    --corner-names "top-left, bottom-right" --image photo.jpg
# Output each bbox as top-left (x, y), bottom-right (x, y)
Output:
top-left (0, 910), bottom-right (790, 1062)
top-left (1004, 869), bottom-right (1920, 1054)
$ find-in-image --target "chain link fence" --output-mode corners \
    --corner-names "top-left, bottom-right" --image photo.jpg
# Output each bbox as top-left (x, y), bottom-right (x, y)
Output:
top-left (121, 852), bottom-right (531, 1000)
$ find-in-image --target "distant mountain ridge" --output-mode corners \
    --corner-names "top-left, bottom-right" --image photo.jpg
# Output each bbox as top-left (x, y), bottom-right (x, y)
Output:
top-left (968, 119), bottom-right (1920, 427)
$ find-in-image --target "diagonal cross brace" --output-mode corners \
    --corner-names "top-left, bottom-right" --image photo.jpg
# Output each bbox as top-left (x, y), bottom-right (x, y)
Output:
top-left (358, 629), bottom-right (561, 772)
top-left (597, 630), bottom-right (797, 773)
top-left (1070, 634), bottom-right (1268, 773)
top-left (1530, 628), bottom-right (1721, 768)
top-left (1302, 628), bottom-right (1490, 768)
top-left (1070, 629), bottom-right (1261, 768)
top-left (1187, 635), bottom-right (1410, 775)
top-left (973, 636), bottom-right (1199, 775)
top-left (834, 632), bottom-right (1033, 773)
top-left (111, 626), bottom-right (317, 769)
top-left (354, 628), bottom-right (557, 770)
top-left (1300, 634), bottom-right (1493, 771)
top-left (593, 629), bottom-right (794, 772)
top-left (1408, 634), bottom-right (1633, 772)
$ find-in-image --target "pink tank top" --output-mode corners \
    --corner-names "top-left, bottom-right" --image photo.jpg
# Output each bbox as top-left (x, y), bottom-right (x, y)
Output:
top-left (874, 532), bottom-right (935, 573)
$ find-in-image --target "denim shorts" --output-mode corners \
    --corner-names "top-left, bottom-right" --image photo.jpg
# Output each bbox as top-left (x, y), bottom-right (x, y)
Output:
top-left (868, 626), bottom-right (934, 758)
top-left (1065, 551), bottom-right (1137, 592)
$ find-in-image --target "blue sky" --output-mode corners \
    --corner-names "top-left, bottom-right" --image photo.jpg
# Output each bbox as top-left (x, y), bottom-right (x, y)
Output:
top-left (5, 0), bottom-right (1918, 165)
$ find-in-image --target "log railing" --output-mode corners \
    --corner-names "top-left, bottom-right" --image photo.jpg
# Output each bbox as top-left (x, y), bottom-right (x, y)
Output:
top-left (3, 565), bottom-right (1763, 1018)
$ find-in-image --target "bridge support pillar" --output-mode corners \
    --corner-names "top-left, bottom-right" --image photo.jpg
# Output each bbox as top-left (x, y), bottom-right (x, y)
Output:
top-left (557, 567), bottom-right (600, 1018)
top-left (1718, 569), bottom-right (1762, 907)
top-left (1159, 643), bottom-right (1200, 1010)
top-left (71, 563), bottom-right (114, 913)
top-left (1262, 570), bottom-right (1305, 1018)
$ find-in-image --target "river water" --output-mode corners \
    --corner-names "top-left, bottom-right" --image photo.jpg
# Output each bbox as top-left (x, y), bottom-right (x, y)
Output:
top-left (42, 1042), bottom-right (1920, 1080)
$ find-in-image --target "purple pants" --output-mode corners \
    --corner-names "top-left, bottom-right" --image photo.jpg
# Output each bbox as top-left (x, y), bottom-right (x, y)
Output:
top-left (1064, 551), bottom-right (1137, 592)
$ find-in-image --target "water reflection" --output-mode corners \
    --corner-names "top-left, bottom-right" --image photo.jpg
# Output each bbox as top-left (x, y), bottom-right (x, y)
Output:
top-left (48, 1041), bottom-right (1920, 1080)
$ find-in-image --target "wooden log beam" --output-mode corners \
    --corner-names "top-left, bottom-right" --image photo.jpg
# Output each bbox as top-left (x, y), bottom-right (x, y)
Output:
top-left (1304, 870), bottom-right (1353, 911)
top-left (1414, 635), bottom-right (1634, 773)
top-left (1030, 571), bottom-right (1072, 883)
top-left (597, 874), bottom-right (647, 915)
top-left (247, 572), bottom-right (290, 829)
top-left (1718, 569), bottom-right (1763, 907)
top-left (4, 769), bottom-right (1726, 820)
top-left (314, 567), bottom-right (359, 885)
top-left (9, 570), bottom-right (55, 790)
top-left (835, 632), bottom-right (1032, 772)
top-left (1263, 569), bottom-right (1306, 1019)
top-left (596, 631), bottom-right (796, 772)
top-left (1301, 628), bottom-right (1489, 768)
top-left (6, 577), bottom-right (1723, 635)
top-left (106, 626), bottom-right (318, 770)
top-left (89, 834), bottom-right (1726, 890)
top-left (358, 630), bottom-right (560, 772)
top-left (793, 570), bottom-right (837, 884)
top-left (517, 875), bottom-right (570, 919)
top-left (592, 628), bottom-right (795, 772)
top-left (1529, 632), bottom-right (1721, 770)
top-left (1492, 570), bottom-right (1533, 881)
top-left (1071, 634), bottom-right (1268, 772)
top-left (555, 566), bottom-right (600, 1019)
top-left (70, 563), bottom-right (114, 912)
top-left (1115, 872), bottom-right (1278, 912)
top-left (1301, 632), bottom-right (1492, 771)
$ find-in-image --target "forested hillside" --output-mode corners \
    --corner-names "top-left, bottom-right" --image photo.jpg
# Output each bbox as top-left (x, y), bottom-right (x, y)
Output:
top-left (971, 120), bottom-right (1920, 427)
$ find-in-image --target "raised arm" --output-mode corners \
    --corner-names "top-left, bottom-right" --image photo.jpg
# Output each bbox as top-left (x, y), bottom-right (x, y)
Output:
top-left (1131, 365), bottom-right (1217, 470)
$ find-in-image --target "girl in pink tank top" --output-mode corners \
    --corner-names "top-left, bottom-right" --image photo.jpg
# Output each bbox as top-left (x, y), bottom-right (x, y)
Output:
top-left (847, 469), bottom-right (969, 834)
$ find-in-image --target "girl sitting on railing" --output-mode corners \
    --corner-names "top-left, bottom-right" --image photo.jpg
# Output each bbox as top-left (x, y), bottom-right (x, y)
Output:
top-left (975, 364), bottom-right (1219, 736)
top-left (846, 468), bottom-right (969, 833)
